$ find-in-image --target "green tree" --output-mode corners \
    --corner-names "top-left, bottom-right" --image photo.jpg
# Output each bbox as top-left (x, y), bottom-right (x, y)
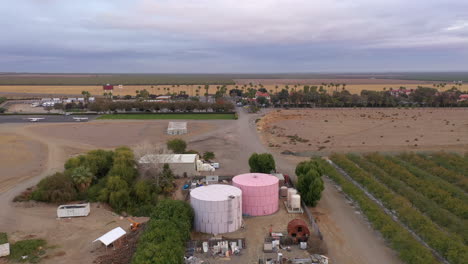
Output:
top-left (70, 166), bottom-right (93, 192)
top-left (248, 153), bottom-right (276, 173)
top-left (167, 138), bottom-right (187, 154)
top-left (202, 151), bottom-right (215, 161)
top-left (81, 90), bottom-right (91, 103)
top-left (296, 160), bottom-right (324, 206)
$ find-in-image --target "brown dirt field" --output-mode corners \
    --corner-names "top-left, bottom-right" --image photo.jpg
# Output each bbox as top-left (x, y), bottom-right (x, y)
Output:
top-left (0, 82), bottom-right (466, 97)
top-left (0, 133), bottom-right (47, 193)
top-left (258, 108), bottom-right (468, 155)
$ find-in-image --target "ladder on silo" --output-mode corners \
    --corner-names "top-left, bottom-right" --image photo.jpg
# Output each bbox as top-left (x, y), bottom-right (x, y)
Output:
top-left (227, 195), bottom-right (234, 230)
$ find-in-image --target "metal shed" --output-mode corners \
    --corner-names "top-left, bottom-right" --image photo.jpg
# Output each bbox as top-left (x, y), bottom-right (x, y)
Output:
top-left (93, 227), bottom-right (127, 250)
top-left (139, 154), bottom-right (200, 177)
top-left (167, 122), bottom-right (187, 135)
top-left (57, 203), bottom-right (90, 218)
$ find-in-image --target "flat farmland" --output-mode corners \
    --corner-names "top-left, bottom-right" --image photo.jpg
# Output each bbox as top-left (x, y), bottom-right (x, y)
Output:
top-left (257, 108), bottom-right (468, 154)
top-left (0, 81), bottom-right (466, 97)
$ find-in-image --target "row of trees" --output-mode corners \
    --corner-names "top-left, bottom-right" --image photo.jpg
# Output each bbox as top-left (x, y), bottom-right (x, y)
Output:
top-left (131, 200), bottom-right (194, 264)
top-left (397, 153), bottom-right (468, 193)
top-left (88, 100), bottom-right (235, 113)
top-left (295, 159), bottom-right (325, 206)
top-left (235, 86), bottom-right (468, 107)
top-left (346, 154), bottom-right (467, 244)
top-left (319, 158), bottom-right (440, 264)
top-left (365, 153), bottom-right (468, 219)
top-left (331, 154), bottom-right (467, 264)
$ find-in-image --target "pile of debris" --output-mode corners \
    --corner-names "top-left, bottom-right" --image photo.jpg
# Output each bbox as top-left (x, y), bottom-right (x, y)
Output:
top-left (185, 237), bottom-right (245, 263)
top-left (93, 224), bottom-right (145, 264)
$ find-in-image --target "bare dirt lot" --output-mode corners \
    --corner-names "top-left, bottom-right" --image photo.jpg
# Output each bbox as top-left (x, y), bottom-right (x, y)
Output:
top-left (258, 108), bottom-right (468, 155)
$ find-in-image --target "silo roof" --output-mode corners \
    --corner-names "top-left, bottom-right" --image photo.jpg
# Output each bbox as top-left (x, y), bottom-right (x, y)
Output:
top-left (233, 173), bottom-right (279, 186)
top-left (190, 184), bottom-right (241, 201)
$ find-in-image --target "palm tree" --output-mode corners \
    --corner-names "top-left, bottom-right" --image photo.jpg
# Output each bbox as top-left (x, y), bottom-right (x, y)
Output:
top-left (71, 166), bottom-right (93, 192)
top-left (81, 91), bottom-right (91, 103)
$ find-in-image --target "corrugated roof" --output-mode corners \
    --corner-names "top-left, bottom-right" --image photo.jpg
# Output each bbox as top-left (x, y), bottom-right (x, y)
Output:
top-left (190, 184), bottom-right (242, 201)
top-left (233, 173), bottom-right (279, 186)
top-left (168, 122), bottom-right (187, 130)
top-left (139, 154), bottom-right (198, 164)
top-left (93, 227), bottom-right (126, 246)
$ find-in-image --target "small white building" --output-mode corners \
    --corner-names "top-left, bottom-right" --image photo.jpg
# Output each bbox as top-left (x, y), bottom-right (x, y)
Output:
top-left (57, 203), bottom-right (90, 218)
top-left (167, 122), bottom-right (187, 135)
top-left (139, 154), bottom-right (202, 177)
top-left (93, 227), bottom-right (126, 249)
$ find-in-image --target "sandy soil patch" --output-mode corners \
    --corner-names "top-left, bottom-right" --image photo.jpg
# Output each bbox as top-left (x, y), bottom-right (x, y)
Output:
top-left (27, 120), bottom-right (217, 148)
top-left (258, 108), bottom-right (468, 154)
top-left (0, 133), bottom-right (47, 193)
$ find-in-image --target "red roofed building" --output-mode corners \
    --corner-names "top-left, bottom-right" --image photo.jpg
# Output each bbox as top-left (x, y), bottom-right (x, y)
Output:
top-left (103, 84), bottom-right (114, 91)
top-left (255, 91), bottom-right (270, 101)
top-left (458, 94), bottom-right (468, 102)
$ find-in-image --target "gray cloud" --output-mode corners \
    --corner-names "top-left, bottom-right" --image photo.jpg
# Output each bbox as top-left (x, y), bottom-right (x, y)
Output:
top-left (0, 0), bottom-right (467, 72)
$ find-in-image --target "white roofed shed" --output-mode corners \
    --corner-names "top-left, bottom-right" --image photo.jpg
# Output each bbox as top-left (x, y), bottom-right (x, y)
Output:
top-left (93, 227), bottom-right (126, 248)
top-left (167, 122), bottom-right (187, 135)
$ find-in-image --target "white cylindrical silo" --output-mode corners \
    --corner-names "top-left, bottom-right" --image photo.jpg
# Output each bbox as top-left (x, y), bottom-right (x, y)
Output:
top-left (190, 184), bottom-right (242, 234)
top-left (287, 188), bottom-right (297, 207)
top-left (291, 194), bottom-right (301, 209)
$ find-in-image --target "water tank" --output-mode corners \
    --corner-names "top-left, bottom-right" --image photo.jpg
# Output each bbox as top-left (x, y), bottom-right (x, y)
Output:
top-left (280, 186), bottom-right (288, 197)
top-left (287, 188), bottom-right (297, 207)
top-left (190, 184), bottom-right (242, 234)
top-left (291, 194), bottom-right (301, 209)
top-left (233, 173), bottom-right (279, 216)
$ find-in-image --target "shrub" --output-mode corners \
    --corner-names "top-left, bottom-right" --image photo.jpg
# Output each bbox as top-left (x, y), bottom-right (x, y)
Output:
top-left (167, 138), bottom-right (187, 154)
top-left (248, 153), bottom-right (276, 173)
top-left (31, 172), bottom-right (77, 203)
top-left (202, 151), bottom-right (215, 161)
top-left (0, 232), bottom-right (7, 244)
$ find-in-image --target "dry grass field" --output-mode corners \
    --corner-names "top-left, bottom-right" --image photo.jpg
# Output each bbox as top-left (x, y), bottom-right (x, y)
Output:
top-left (258, 108), bottom-right (468, 155)
top-left (0, 79), bottom-right (466, 97)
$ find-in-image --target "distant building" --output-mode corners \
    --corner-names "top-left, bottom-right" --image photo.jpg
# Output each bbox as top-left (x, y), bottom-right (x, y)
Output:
top-left (458, 94), bottom-right (468, 102)
top-left (255, 91), bottom-right (271, 101)
top-left (156, 95), bottom-right (171, 101)
top-left (103, 84), bottom-right (114, 91)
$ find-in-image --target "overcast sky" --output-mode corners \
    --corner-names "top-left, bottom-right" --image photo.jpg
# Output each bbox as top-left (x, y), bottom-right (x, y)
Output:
top-left (1, 0), bottom-right (467, 73)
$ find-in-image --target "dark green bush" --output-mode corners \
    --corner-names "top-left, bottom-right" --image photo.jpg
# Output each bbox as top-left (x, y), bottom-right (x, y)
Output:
top-left (31, 172), bottom-right (77, 203)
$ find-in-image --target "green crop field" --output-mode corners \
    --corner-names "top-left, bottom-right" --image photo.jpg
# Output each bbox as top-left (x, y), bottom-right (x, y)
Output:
top-left (97, 113), bottom-right (236, 120)
top-left (326, 152), bottom-right (468, 264)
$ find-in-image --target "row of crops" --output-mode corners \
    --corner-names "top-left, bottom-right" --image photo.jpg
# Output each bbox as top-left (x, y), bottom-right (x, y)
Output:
top-left (320, 151), bottom-right (468, 264)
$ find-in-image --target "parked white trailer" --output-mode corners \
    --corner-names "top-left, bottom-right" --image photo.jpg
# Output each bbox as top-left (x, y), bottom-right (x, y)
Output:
top-left (0, 243), bottom-right (9, 257)
top-left (57, 203), bottom-right (90, 218)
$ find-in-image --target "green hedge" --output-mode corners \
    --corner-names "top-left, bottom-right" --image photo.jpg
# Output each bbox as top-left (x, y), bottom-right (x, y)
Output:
top-left (0, 232), bottom-right (7, 244)
top-left (331, 154), bottom-right (468, 264)
top-left (365, 153), bottom-right (468, 219)
top-left (422, 152), bottom-right (468, 177)
top-left (317, 158), bottom-right (439, 264)
top-left (347, 154), bottom-right (468, 244)
top-left (398, 153), bottom-right (468, 192)
top-left (131, 200), bottom-right (194, 264)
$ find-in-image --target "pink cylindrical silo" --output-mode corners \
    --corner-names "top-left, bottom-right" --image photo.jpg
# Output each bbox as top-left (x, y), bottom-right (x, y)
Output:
top-left (232, 173), bottom-right (279, 216)
top-left (190, 184), bottom-right (242, 234)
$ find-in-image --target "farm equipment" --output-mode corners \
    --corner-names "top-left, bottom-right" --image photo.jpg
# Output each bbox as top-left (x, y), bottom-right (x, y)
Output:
top-left (127, 218), bottom-right (141, 231)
